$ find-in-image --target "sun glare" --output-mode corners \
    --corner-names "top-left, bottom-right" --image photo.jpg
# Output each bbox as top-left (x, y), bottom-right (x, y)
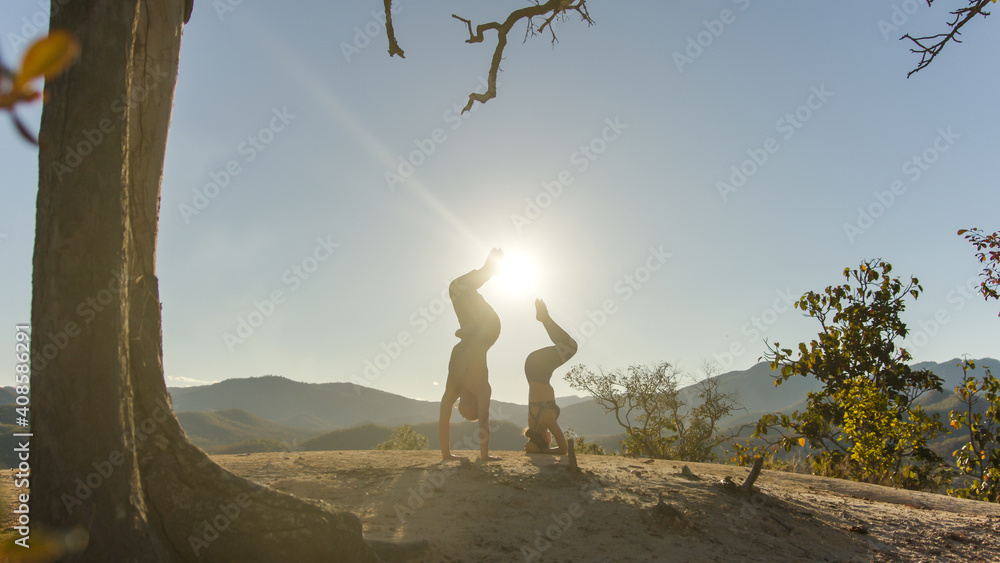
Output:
top-left (494, 252), bottom-right (539, 294)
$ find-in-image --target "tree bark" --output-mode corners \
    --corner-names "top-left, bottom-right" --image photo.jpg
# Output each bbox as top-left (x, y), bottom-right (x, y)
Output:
top-left (31, 1), bottom-right (376, 560)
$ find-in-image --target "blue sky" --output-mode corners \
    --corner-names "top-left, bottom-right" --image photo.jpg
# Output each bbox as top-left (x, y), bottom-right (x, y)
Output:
top-left (2, 1), bottom-right (998, 404)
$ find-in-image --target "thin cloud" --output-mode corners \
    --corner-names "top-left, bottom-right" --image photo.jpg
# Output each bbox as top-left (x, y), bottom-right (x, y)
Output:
top-left (167, 375), bottom-right (219, 386)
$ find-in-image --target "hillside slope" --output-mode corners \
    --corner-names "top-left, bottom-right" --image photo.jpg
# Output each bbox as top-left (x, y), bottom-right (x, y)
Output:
top-left (175, 408), bottom-right (317, 449)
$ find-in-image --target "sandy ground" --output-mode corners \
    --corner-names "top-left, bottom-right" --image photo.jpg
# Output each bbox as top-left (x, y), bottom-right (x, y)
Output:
top-left (210, 450), bottom-right (1000, 563)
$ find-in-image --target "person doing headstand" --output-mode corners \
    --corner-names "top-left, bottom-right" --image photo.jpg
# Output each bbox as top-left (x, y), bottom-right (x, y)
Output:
top-left (524, 298), bottom-right (578, 454)
top-left (439, 248), bottom-right (503, 461)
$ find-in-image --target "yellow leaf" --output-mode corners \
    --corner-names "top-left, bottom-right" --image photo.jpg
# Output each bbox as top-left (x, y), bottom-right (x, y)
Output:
top-left (798, 437), bottom-right (806, 447)
top-left (13, 30), bottom-right (80, 90)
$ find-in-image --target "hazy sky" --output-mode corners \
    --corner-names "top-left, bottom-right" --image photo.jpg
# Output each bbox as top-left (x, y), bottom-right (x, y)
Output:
top-left (2, 1), bottom-right (998, 404)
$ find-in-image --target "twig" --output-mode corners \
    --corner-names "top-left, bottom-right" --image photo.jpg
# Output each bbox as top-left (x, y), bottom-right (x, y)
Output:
top-left (902, 0), bottom-right (992, 77)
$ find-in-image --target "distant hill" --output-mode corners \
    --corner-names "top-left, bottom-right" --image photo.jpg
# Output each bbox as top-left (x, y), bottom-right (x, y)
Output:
top-left (175, 408), bottom-right (318, 450)
top-left (299, 420), bottom-right (538, 452)
top-left (0, 388), bottom-right (16, 405)
top-left (169, 375), bottom-right (532, 430)
top-left (298, 423), bottom-right (394, 451)
top-left (554, 395), bottom-right (593, 408)
top-left (912, 358), bottom-right (1000, 405)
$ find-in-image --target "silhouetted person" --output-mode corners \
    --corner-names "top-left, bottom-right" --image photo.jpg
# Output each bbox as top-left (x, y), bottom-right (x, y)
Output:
top-left (439, 248), bottom-right (503, 461)
top-left (524, 299), bottom-right (577, 455)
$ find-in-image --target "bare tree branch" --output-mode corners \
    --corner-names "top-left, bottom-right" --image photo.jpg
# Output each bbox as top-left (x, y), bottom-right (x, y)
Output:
top-left (903, 0), bottom-right (992, 77)
top-left (452, 0), bottom-right (593, 113)
top-left (384, 0), bottom-right (405, 58)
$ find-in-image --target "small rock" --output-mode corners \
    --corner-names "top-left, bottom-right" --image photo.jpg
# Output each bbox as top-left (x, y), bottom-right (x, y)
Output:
top-left (679, 465), bottom-right (700, 480)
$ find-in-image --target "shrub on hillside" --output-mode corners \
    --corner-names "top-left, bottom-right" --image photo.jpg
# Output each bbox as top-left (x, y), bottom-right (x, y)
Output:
top-left (375, 424), bottom-right (428, 450)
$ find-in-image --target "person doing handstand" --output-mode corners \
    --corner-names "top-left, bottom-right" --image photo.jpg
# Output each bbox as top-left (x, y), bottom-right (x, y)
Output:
top-left (524, 299), bottom-right (578, 454)
top-left (439, 248), bottom-right (503, 461)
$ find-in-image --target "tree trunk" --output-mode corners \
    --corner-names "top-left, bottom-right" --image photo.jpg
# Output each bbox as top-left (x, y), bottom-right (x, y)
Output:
top-left (31, 2), bottom-right (376, 560)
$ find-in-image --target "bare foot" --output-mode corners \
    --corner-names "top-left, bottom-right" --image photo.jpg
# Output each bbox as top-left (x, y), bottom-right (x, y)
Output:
top-left (483, 247), bottom-right (503, 277)
top-left (535, 298), bottom-right (551, 322)
top-left (480, 455), bottom-right (501, 462)
top-left (441, 453), bottom-right (464, 461)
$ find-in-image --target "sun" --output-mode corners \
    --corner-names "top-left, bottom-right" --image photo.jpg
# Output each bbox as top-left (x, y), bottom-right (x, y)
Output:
top-left (493, 251), bottom-right (539, 294)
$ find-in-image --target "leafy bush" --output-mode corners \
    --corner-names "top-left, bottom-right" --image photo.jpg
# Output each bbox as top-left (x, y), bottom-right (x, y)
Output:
top-left (958, 228), bottom-right (1000, 315)
top-left (375, 424), bottom-right (428, 451)
top-left (755, 260), bottom-right (945, 488)
top-left (948, 359), bottom-right (1000, 502)
top-left (569, 432), bottom-right (606, 455)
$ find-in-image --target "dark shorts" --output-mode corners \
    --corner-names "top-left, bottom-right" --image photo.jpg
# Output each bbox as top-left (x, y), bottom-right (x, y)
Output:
top-left (525, 400), bottom-right (561, 449)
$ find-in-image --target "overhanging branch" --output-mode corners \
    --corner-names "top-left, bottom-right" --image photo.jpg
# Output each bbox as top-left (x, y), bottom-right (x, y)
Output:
top-left (452, 0), bottom-right (593, 112)
top-left (903, 0), bottom-right (992, 77)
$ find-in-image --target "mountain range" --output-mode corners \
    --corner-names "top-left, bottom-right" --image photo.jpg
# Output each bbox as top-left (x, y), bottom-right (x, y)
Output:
top-left (170, 357), bottom-right (995, 431)
top-left (0, 358), bottom-right (994, 465)
top-left (164, 357), bottom-right (996, 454)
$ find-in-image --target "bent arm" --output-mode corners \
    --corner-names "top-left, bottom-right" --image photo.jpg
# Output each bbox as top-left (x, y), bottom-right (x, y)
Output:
top-left (548, 421), bottom-right (568, 455)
